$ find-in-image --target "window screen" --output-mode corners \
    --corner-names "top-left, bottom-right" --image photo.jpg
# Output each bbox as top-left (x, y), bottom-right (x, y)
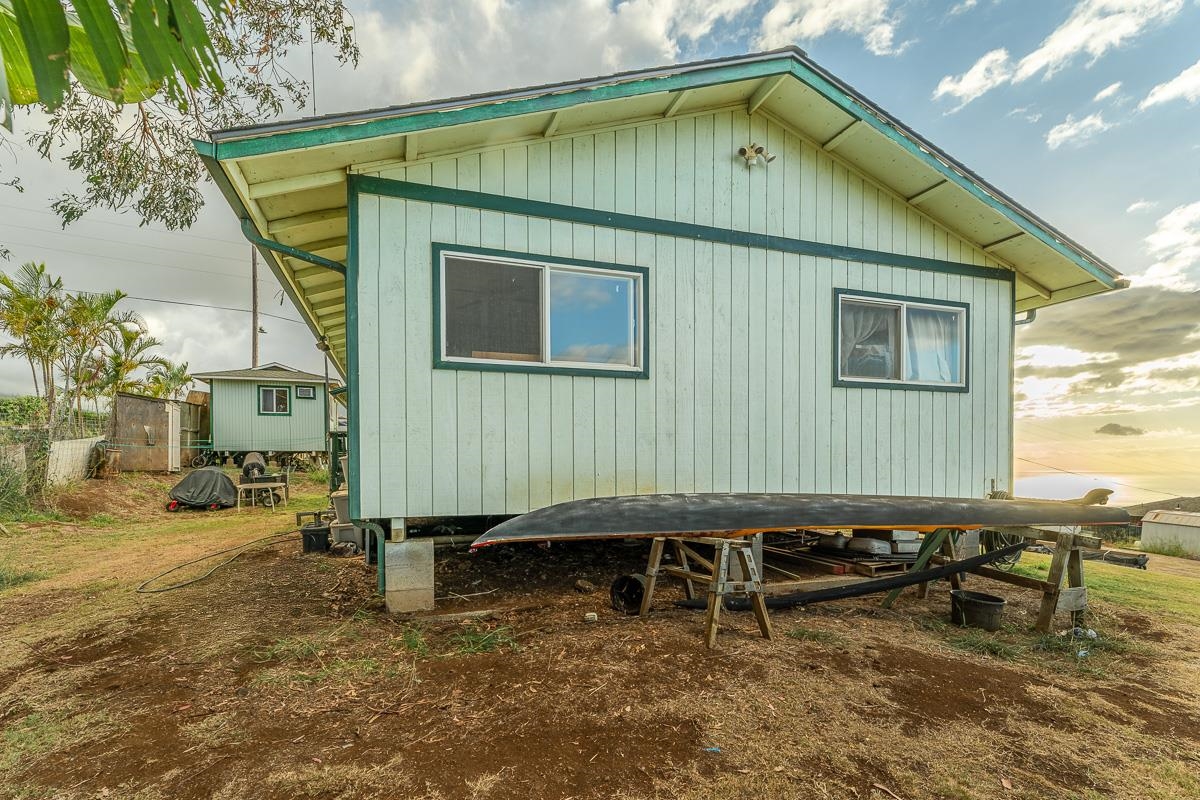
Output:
top-left (443, 256), bottom-right (542, 362)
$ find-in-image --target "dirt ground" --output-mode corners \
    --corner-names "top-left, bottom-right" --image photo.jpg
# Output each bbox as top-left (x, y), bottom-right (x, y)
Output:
top-left (2, 474), bottom-right (1200, 800)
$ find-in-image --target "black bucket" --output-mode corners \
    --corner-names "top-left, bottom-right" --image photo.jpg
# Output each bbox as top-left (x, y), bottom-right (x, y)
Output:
top-left (301, 523), bottom-right (331, 554)
top-left (610, 574), bottom-right (647, 615)
top-left (950, 589), bottom-right (1006, 631)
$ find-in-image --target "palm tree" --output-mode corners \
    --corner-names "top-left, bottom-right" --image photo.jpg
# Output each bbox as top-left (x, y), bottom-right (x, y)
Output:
top-left (0, 263), bottom-right (66, 418)
top-left (146, 361), bottom-right (192, 400)
top-left (99, 323), bottom-right (169, 405)
top-left (57, 290), bottom-right (132, 434)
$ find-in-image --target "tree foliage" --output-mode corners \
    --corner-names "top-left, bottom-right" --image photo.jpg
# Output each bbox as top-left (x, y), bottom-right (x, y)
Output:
top-left (0, 262), bottom-right (172, 435)
top-left (13, 0), bottom-right (359, 231)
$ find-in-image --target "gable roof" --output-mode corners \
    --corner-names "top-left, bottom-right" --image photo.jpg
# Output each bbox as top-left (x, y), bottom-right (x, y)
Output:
top-left (193, 363), bottom-right (335, 384)
top-left (197, 47), bottom-right (1126, 376)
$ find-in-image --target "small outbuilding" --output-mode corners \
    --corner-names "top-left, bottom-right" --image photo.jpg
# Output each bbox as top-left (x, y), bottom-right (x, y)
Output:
top-left (1141, 510), bottom-right (1200, 557)
top-left (108, 392), bottom-right (209, 472)
top-left (199, 47), bottom-right (1128, 610)
top-left (192, 363), bottom-right (338, 459)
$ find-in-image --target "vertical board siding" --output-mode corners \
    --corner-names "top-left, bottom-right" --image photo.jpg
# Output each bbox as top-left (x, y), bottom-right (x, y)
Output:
top-left (356, 110), bottom-right (1015, 518)
top-left (209, 379), bottom-right (328, 453)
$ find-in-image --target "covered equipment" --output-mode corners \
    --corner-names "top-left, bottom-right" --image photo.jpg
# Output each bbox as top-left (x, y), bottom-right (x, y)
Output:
top-left (166, 467), bottom-right (238, 511)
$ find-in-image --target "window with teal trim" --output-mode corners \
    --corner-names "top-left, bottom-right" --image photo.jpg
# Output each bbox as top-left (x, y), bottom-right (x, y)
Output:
top-left (440, 250), bottom-right (643, 373)
top-left (837, 293), bottom-right (966, 388)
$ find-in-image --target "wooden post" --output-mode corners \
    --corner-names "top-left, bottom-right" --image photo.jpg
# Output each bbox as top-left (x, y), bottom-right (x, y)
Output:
top-left (703, 542), bottom-right (730, 649)
top-left (882, 528), bottom-right (947, 609)
top-left (639, 537), bottom-right (666, 617)
top-left (1035, 532), bottom-right (1074, 633)
top-left (671, 539), bottom-right (697, 600)
top-left (735, 545), bottom-right (773, 641)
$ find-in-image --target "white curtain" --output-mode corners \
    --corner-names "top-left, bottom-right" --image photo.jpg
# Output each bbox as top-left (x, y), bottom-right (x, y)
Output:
top-left (840, 302), bottom-right (895, 378)
top-left (906, 308), bottom-right (958, 383)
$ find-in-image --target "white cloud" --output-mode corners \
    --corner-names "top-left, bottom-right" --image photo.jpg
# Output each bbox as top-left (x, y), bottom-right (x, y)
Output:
top-left (933, 0), bottom-right (1183, 108)
top-left (1093, 80), bottom-right (1122, 101)
top-left (1126, 199), bottom-right (1158, 213)
top-left (1007, 105), bottom-right (1042, 123)
top-left (1140, 57), bottom-right (1200, 109)
top-left (932, 48), bottom-right (1010, 110)
top-left (1137, 201), bottom-right (1200, 289)
top-left (948, 0), bottom-right (978, 14)
top-left (757, 0), bottom-right (907, 56)
top-left (1044, 112), bottom-right (1112, 149)
top-left (320, 0), bottom-right (745, 109)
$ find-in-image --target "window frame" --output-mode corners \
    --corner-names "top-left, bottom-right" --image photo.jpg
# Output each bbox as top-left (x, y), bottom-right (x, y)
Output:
top-left (257, 385), bottom-right (292, 415)
top-left (433, 243), bottom-right (650, 379)
top-left (295, 385), bottom-right (317, 400)
top-left (833, 288), bottom-right (969, 392)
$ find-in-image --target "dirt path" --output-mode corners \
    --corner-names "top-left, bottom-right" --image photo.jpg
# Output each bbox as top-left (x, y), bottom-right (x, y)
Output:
top-left (3, 479), bottom-right (1200, 799)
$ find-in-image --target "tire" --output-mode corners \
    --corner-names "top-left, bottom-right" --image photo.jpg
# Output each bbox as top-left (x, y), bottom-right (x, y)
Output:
top-left (271, 492), bottom-right (283, 506)
top-left (166, 500), bottom-right (181, 512)
top-left (190, 454), bottom-right (208, 468)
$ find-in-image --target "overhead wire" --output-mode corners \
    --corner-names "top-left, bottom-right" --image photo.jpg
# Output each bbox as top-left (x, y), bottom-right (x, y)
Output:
top-left (1014, 456), bottom-right (1187, 499)
top-left (66, 291), bottom-right (310, 326)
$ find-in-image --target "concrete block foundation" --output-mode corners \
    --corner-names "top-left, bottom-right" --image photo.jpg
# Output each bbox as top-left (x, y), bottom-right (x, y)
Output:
top-left (383, 538), bottom-right (435, 613)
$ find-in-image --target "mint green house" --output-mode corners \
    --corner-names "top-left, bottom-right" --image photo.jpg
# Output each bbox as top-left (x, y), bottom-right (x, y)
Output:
top-left (197, 48), bottom-right (1126, 610)
top-left (194, 363), bottom-right (336, 457)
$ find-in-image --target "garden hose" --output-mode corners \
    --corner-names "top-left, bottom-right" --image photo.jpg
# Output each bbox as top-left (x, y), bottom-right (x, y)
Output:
top-left (135, 530), bottom-right (298, 594)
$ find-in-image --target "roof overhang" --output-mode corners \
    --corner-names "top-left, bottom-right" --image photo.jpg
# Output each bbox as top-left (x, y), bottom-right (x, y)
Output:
top-left (197, 47), bottom-right (1125, 372)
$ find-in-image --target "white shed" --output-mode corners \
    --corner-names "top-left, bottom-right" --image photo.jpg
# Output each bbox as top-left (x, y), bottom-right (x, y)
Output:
top-left (1141, 510), bottom-right (1200, 557)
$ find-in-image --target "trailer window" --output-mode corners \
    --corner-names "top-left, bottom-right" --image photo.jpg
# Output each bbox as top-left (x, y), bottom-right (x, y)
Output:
top-left (438, 248), bottom-right (645, 377)
top-left (259, 386), bottom-right (290, 414)
top-left (837, 291), bottom-right (967, 389)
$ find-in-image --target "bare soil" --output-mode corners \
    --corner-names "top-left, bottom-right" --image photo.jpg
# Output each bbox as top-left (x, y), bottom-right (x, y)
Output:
top-left (3, 476), bottom-right (1200, 800)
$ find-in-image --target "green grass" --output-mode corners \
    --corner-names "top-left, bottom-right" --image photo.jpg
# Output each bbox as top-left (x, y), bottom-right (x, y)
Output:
top-left (787, 626), bottom-right (844, 645)
top-left (1139, 541), bottom-right (1192, 559)
top-left (249, 636), bottom-right (322, 663)
top-left (1013, 553), bottom-right (1200, 624)
top-left (449, 625), bottom-right (518, 655)
top-left (0, 709), bottom-right (114, 772)
top-left (396, 625), bottom-right (430, 656)
top-left (0, 564), bottom-right (43, 591)
top-left (86, 513), bottom-right (118, 527)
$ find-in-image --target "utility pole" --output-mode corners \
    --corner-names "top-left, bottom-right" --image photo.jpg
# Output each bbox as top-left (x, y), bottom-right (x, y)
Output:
top-left (251, 247), bottom-right (260, 367)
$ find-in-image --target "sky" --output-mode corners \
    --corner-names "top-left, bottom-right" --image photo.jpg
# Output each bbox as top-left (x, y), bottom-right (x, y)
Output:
top-left (1, 0), bottom-right (1198, 504)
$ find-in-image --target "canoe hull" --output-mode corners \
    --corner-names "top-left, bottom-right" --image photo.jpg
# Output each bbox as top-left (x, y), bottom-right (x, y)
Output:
top-left (471, 493), bottom-right (1131, 549)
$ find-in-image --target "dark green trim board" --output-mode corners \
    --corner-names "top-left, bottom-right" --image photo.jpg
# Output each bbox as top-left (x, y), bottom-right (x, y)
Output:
top-left (353, 175), bottom-right (1015, 284)
top-left (295, 385), bottom-right (317, 399)
top-left (831, 288), bottom-right (971, 394)
top-left (257, 385), bottom-right (294, 415)
top-left (346, 185), bottom-right (361, 521)
top-left (206, 58), bottom-right (790, 159)
top-left (431, 243), bottom-right (651, 379)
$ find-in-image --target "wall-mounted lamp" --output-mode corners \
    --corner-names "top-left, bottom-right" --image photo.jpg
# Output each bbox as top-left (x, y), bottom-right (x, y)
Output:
top-left (737, 143), bottom-right (775, 167)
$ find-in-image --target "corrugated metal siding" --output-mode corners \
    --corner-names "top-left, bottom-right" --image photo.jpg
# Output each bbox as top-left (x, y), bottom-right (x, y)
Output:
top-left (354, 110), bottom-right (1015, 519)
top-left (1142, 510), bottom-right (1200, 528)
top-left (210, 379), bottom-right (326, 452)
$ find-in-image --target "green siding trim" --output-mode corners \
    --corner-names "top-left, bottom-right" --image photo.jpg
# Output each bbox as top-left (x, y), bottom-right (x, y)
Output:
top-left (346, 185), bottom-right (361, 520)
top-left (783, 61), bottom-right (1118, 289)
top-left (831, 288), bottom-right (971, 394)
top-left (206, 58), bottom-right (791, 160)
top-left (431, 243), bottom-right (651, 380)
top-left (256, 385), bottom-right (293, 416)
top-left (353, 175), bottom-right (1014, 283)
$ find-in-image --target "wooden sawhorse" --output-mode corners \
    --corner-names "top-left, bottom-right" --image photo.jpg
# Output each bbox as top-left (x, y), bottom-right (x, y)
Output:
top-left (639, 536), bottom-right (773, 648)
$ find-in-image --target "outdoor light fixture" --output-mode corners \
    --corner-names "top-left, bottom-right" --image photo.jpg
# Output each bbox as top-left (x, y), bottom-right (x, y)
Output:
top-left (737, 143), bottom-right (775, 167)
top-left (315, 336), bottom-right (331, 352)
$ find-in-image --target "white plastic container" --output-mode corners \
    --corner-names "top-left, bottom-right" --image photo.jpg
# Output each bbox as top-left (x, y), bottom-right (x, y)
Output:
top-left (331, 489), bottom-right (350, 523)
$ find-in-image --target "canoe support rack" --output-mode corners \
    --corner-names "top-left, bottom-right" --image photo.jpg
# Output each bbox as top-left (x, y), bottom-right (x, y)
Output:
top-left (639, 536), bottom-right (774, 648)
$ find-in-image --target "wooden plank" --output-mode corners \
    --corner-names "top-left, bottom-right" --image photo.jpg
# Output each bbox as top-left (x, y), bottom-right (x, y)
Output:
top-left (403, 165), bottom-right (434, 516)
top-left (1036, 532), bottom-right (1074, 633)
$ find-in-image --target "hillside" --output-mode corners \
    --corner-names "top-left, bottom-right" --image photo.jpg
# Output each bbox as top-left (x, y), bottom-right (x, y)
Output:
top-left (1125, 496), bottom-right (1200, 516)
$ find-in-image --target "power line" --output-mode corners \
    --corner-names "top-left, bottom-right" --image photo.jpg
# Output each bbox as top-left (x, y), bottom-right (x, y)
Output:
top-left (1, 221), bottom-right (248, 265)
top-left (3, 236), bottom-right (251, 281)
top-left (0, 202), bottom-right (245, 247)
top-left (64, 289), bottom-right (309, 326)
top-left (1014, 456), bottom-right (1188, 499)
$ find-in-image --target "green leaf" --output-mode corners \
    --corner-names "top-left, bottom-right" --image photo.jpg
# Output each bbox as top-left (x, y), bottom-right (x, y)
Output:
top-left (127, 0), bottom-right (172, 83)
top-left (10, 0), bottom-right (69, 108)
top-left (70, 0), bottom-right (128, 96)
top-left (167, 0), bottom-right (221, 90)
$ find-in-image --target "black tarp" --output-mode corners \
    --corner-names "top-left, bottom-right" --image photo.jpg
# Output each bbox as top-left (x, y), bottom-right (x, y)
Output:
top-left (168, 467), bottom-right (238, 508)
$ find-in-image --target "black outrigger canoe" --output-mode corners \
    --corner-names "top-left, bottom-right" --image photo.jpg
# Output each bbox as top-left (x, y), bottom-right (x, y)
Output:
top-left (470, 493), bottom-right (1130, 549)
